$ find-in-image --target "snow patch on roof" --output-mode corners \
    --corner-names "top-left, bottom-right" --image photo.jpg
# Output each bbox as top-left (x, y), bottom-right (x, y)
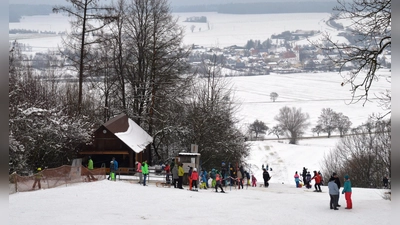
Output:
top-left (114, 119), bottom-right (153, 153)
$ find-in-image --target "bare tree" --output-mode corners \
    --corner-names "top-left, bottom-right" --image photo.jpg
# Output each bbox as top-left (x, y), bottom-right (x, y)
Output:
top-left (317, 0), bottom-right (391, 115)
top-left (315, 108), bottom-right (337, 138)
top-left (274, 106), bottom-right (310, 144)
top-left (311, 124), bottom-right (323, 136)
top-left (53, 0), bottom-right (116, 114)
top-left (268, 125), bottom-right (284, 139)
top-left (190, 24), bottom-right (196, 33)
top-left (121, 0), bottom-right (190, 163)
top-left (335, 112), bottom-right (352, 137)
top-left (248, 119), bottom-right (269, 140)
top-left (270, 92), bottom-right (279, 102)
top-left (181, 53), bottom-right (249, 170)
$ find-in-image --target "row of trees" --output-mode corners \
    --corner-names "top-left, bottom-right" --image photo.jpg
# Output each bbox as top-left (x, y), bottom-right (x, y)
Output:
top-left (9, 0), bottom-right (249, 174)
top-left (248, 107), bottom-right (352, 143)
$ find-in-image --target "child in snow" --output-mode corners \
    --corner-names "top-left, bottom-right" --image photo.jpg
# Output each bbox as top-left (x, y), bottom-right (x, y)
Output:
top-left (200, 170), bottom-right (208, 189)
top-left (294, 171), bottom-right (300, 188)
top-left (251, 174), bottom-right (257, 187)
top-left (190, 168), bottom-right (199, 191)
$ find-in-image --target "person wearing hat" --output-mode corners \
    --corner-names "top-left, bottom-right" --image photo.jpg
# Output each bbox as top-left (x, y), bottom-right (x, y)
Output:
top-left (190, 168), bottom-right (199, 191)
top-left (332, 172), bottom-right (341, 207)
top-left (32, 167), bottom-right (42, 190)
top-left (342, 174), bottom-right (352, 209)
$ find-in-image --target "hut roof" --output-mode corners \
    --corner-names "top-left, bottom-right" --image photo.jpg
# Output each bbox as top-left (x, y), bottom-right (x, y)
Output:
top-left (103, 114), bottom-right (153, 153)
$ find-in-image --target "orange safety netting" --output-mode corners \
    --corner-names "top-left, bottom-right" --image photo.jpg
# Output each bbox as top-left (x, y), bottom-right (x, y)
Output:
top-left (9, 165), bottom-right (106, 193)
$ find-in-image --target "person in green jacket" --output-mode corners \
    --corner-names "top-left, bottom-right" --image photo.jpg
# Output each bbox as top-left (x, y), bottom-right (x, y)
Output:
top-left (142, 161), bottom-right (149, 186)
top-left (342, 174), bottom-right (352, 209)
top-left (88, 156), bottom-right (94, 170)
top-left (85, 156), bottom-right (97, 181)
top-left (178, 163), bottom-right (184, 189)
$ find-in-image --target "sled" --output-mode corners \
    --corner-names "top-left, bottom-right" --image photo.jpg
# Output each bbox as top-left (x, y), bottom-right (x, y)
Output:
top-left (156, 182), bottom-right (171, 188)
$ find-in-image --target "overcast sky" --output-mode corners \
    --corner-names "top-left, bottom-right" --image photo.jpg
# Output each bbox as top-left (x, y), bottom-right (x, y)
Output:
top-left (10, 0), bottom-right (336, 6)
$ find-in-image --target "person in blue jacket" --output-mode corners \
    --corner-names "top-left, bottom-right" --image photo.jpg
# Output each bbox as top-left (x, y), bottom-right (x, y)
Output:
top-left (109, 157), bottom-right (118, 181)
top-left (201, 169), bottom-right (208, 189)
top-left (342, 174), bottom-right (352, 209)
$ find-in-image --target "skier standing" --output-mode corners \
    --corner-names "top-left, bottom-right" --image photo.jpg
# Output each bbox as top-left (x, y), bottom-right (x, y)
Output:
top-left (262, 168), bottom-right (271, 187)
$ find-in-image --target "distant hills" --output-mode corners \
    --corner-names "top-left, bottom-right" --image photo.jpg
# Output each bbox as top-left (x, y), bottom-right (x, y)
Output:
top-left (172, 2), bottom-right (337, 14)
top-left (10, 1), bottom-right (337, 23)
top-left (9, 4), bottom-right (53, 22)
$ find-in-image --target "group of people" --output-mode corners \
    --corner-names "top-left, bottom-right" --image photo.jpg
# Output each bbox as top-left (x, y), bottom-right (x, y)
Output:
top-left (294, 167), bottom-right (323, 192)
top-left (293, 168), bottom-right (353, 210)
top-left (107, 157), bottom-right (119, 181)
top-left (328, 172), bottom-right (352, 210)
top-left (134, 160), bottom-right (150, 186)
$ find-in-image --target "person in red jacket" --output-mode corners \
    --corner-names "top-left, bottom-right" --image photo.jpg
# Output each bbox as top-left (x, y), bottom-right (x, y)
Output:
top-left (251, 174), bottom-right (257, 187)
top-left (312, 170), bottom-right (322, 192)
top-left (164, 163), bottom-right (171, 184)
top-left (190, 168), bottom-right (199, 191)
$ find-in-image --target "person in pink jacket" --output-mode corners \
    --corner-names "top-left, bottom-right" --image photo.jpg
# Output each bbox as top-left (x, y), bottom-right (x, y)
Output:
top-left (136, 161), bottom-right (142, 184)
top-left (294, 171), bottom-right (301, 188)
top-left (190, 168), bottom-right (199, 191)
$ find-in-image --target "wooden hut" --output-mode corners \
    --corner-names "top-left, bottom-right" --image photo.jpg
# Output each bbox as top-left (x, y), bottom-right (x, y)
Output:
top-left (79, 114), bottom-right (153, 168)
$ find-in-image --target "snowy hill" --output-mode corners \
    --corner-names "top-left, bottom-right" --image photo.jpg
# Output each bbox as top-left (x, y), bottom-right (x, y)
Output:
top-left (10, 137), bottom-right (391, 224)
top-left (246, 138), bottom-right (339, 185)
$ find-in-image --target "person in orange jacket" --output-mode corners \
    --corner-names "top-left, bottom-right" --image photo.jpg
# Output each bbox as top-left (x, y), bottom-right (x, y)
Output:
top-left (312, 170), bottom-right (322, 192)
top-left (190, 168), bottom-right (199, 191)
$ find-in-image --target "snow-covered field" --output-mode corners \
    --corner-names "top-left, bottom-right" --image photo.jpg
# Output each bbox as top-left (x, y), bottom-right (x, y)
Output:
top-left (9, 11), bottom-right (340, 50)
top-left (230, 70), bottom-right (390, 135)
